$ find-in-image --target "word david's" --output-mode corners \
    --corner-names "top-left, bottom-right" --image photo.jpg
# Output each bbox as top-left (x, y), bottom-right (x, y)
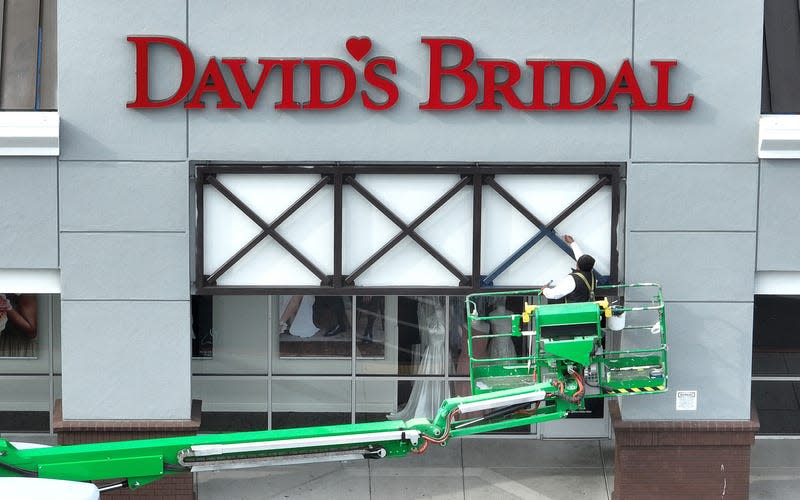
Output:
top-left (127, 36), bottom-right (694, 112)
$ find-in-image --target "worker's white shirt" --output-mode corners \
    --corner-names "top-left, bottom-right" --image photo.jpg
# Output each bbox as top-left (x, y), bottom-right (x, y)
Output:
top-left (542, 242), bottom-right (584, 300)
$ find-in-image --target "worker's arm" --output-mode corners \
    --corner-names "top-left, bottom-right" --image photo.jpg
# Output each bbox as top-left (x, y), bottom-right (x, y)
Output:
top-left (542, 275), bottom-right (576, 300)
top-left (563, 234), bottom-right (584, 261)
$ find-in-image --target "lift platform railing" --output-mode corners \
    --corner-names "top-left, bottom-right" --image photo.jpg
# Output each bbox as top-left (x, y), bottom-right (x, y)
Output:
top-left (465, 283), bottom-right (667, 399)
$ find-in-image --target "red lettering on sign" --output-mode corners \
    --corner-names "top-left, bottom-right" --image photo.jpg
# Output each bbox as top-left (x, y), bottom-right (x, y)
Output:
top-left (524, 60), bottom-right (555, 110)
top-left (651, 60), bottom-right (694, 111)
top-left (419, 37), bottom-right (478, 110)
top-left (185, 57), bottom-right (240, 109)
top-left (220, 58), bottom-right (302, 110)
top-left (553, 61), bottom-right (607, 111)
top-left (127, 36), bottom-right (196, 109)
top-left (304, 59), bottom-right (357, 109)
top-left (126, 35), bottom-right (694, 114)
top-left (361, 57), bottom-right (399, 110)
top-left (476, 60), bottom-right (526, 111)
top-left (598, 59), bottom-right (649, 111)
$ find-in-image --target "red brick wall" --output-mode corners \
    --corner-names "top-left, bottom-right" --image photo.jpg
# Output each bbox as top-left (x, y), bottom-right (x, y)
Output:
top-left (610, 401), bottom-right (759, 500)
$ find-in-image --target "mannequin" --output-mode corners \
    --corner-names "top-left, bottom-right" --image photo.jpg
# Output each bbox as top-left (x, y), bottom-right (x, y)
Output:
top-left (387, 297), bottom-right (449, 420)
top-left (278, 295), bottom-right (317, 337)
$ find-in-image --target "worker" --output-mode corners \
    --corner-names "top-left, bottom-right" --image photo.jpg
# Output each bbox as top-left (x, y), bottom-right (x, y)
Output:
top-left (541, 234), bottom-right (596, 303)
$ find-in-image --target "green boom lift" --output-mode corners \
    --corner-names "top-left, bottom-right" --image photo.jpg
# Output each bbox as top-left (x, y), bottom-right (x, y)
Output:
top-left (0, 283), bottom-right (667, 494)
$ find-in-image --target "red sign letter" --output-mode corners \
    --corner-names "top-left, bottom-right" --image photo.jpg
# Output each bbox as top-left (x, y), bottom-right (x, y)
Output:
top-left (419, 38), bottom-right (478, 110)
top-left (597, 60), bottom-right (650, 111)
top-left (185, 58), bottom-right (241, 109)
top-left (476, 60), bottom-right (527, 111)
top-left (220, 58), bottom-right (301, 110)
top-left (525, 60), bottom-right (556, 111)
top-left (304, 59), bottom-right (357, 109)
top-left (553, 60), bottom-right (606, 111)
top-left (127, 36), bottom-right (196, 109)
top-left (361, 57), bottom-right (399, 110)
top-left (650, 60), bottom-right (694, 111)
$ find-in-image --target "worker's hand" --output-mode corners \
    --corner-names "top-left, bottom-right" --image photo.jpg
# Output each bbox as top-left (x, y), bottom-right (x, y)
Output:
top-left (563, 234), bottom-right (574, 244)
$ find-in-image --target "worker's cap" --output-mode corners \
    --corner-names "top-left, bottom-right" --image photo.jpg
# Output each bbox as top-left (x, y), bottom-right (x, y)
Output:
top-left (577, 254), bottom-right (595, 272)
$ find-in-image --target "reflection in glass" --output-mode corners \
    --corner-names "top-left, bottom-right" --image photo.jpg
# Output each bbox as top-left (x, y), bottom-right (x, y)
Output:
top-left (191, 295), bottom-right (213, 358)
top-left (0, 293), bottom-right (38, 358)
top-left (753, 295), bottom-right (800, 376)
top-left (278, 296), bottom-right (353, 358)
top-left (356, 296), bottom-right (385, 358)
top-left (388, 296), bottom-right (448, 420)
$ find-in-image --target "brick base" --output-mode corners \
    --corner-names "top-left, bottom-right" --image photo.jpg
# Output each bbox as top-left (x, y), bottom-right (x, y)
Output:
top-left (610, 400), bottom-right (759, 500)
top-left (52, 399), bottom-right (202, 500)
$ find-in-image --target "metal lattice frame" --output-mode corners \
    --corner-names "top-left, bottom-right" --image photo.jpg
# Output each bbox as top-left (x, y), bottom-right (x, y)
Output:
top-left (194, 163), bottom-right (620, 295)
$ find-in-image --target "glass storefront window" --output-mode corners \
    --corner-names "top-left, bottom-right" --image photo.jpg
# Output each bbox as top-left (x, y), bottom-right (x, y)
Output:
top-left (0, 294), bottom-right (58, 432)
top-left (752, 295), bottom-right (800, 376)
top-left (356, 296), bottom-right (446, 376)
top-left (0, 293), bottom-right (40, 358)
top-left (752, 295), bottom-right (800, 435)
top-left (189, 294), bottom-right (537, 434)
top-left (277, 295), bottom-right (353, 358)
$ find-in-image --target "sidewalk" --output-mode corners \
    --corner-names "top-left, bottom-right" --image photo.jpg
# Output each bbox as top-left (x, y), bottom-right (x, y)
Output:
top-left (195, 439), bottom-right (614, 499)
top-left (4, 434), bottom-right (800, 498)
top-left (195, 438), bottom-right (800, 499)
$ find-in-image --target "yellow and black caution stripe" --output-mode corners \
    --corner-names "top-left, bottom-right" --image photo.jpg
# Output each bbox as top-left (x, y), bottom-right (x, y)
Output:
top-left (606, 385), bottom-right (666, 394)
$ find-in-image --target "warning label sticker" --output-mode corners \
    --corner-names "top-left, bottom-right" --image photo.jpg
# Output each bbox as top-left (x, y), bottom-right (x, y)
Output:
top-left (676, 390), bottom-right (697, 411)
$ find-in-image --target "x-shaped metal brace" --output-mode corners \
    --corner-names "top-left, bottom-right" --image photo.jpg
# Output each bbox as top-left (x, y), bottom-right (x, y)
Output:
top-left (480, 176), bottom-right (611, 287)
top-left (343, 175), bottom-right (472, 286)
top-left (204, 175), bottom-right (332, 286)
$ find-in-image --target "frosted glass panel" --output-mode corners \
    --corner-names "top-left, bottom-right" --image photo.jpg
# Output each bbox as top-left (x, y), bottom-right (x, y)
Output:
top-left (204, 174), bottom-right (334, 285)
top-left (415, 186), bottom-right (472, 275)
top-left (203, 185), bottom-right (261, 274)
top-left (556, 186), bottom-right (612, 276)
top-left (354, 174), bottom-right (461, 224)
top-left (482, 176), bottom-right (612, 286)
top-left (342, 185), bottom-right (398, 273)
top-left (493, 174), bottom-right (600, 222)
top-left (343, 175), bottom-right (471, 284)
top-left (356, 238), bottom-right (459, 286)
top-left (217, 174), bottom-right (322, 223)
top-left (215, 238), bottom-right (322, 286)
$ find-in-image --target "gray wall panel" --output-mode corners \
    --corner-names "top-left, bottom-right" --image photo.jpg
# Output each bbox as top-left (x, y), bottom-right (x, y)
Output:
top-left (627, 163), bottom-right (759, 231)
top-left (621, 302), bottom-right (752, 420)
top-left (187, 0), bottom-right (631, 162)
top-left (58, 0), bottom-right (187, 160)
top-left (60, 300), bottom-right (191, 419)
top-left (60, 161), bottom-right (188, 231)
top-left (60, 233), bottom-right (188, 300)
top-left (757, 159), bottom-right (800, 271)
top-left (0, 158), bottom-right (58, 268)
top-left (631, 0), bottom-right (762, 162)
top-left (625, 232), bottom-right (756, 302)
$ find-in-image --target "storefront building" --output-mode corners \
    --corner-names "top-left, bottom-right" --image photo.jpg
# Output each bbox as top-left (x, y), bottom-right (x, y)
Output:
top-left (4, 0), bottom-right (799, 497)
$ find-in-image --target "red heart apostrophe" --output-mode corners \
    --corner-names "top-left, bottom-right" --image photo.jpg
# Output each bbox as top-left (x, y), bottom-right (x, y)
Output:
top-left (346, 36), bottom-right (372, 62)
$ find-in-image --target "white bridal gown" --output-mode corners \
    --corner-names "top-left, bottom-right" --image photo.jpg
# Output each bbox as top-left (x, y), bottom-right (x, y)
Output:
top-left (387, 298), bottom-right (450, 421)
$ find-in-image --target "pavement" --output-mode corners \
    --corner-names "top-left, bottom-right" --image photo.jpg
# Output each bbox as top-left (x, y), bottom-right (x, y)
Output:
top-left (4, 434), bottom-right (800, 499)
